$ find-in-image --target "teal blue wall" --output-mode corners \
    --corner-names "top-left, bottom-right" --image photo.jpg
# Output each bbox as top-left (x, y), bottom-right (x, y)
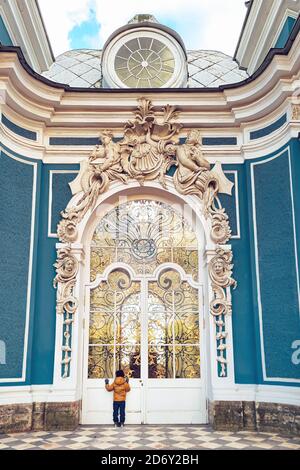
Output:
top-left (0, 140), bottom-right (299, 387)
top-left (222, 164), bottom-right (258, 384)
top-left (246, 141), bottom-right (300, 385)
top-left (0, 146), bottom-right (78, 386)
top-left (0, 148), bottom-right (41, 385)
top-left (31, 164), bottom-right (79, 385)
top-left (0, 16), bottom-right (13, 46)
top-left (275, 16), bottom-right (297, 48)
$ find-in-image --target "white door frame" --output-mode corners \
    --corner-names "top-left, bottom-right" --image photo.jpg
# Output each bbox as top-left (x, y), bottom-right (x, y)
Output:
top-left (52, 180), bottom-right (236, 417)
top-left (81, 194), bottom-right (209, 425)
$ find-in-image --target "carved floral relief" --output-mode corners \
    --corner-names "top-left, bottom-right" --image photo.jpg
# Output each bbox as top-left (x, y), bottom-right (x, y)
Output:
top-left (53, 248), bottom-right (79, 378)
top-left (209, 249), bottom-right (237, 377)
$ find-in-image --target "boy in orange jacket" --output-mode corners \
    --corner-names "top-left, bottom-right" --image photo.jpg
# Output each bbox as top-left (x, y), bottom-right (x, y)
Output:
top-left (105, 370), bottom-right (130, 427)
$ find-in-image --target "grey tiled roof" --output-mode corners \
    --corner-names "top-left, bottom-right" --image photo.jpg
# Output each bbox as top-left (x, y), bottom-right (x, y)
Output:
top-left (42, 49), bottom-right (248, 88)
top-left (187, 50), bottom-right (248, 87)
top-left (42, 49), bottom-right (102, 88)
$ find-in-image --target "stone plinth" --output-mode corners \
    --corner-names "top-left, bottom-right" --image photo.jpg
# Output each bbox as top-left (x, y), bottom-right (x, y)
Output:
top-left (0, 401), bottom-right (80, 434)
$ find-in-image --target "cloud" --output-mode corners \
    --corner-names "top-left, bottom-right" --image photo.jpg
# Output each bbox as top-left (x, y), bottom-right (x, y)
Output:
top-left (38, 0), bottom-right (94, 56)
top-left (69, 8), bottom-right (101, 50)
top-left (39, 0), bottom-right (247, 57)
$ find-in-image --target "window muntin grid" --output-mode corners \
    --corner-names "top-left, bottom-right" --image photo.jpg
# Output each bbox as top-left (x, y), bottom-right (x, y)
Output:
top-left (88, 201), bottom-right (201, 379)
top-left (114, 37), bottom-right (175, 88)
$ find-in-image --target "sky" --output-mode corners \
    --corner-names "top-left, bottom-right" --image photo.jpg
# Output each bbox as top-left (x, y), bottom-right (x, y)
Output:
top-left (38, 0), bottom-right (248, 58)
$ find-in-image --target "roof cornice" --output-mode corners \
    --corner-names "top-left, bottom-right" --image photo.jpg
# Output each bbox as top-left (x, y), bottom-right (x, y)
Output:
top-left (0, 14), bottom-right (299, 96)
top-left (0, 17), bottom-right (299, 137)
top-left (234, 0), bottom-right (300, 74)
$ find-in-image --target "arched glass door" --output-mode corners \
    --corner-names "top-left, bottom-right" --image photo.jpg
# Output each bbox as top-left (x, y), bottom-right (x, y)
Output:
top-left (82, 200), bottom-right (206, 424)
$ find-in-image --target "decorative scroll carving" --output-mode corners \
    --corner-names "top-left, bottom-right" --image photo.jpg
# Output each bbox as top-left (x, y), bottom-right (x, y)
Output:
top-left (55, 98), bottom-right (236, 379)
top-left (53, 248), bottom-right (79, 378)
top-left (209, 248), bottom-right (237, 377)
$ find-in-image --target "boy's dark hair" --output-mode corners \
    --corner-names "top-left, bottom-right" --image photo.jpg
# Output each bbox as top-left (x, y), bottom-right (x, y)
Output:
top-left (116, 370), bottom-right (125, 377)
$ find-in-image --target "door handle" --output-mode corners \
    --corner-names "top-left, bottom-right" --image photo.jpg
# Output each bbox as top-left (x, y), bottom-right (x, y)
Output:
top-left (139, 379), bottom-right (143, 387)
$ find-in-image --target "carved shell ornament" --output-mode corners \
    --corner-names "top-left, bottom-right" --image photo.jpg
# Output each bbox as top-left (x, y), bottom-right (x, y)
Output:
top-left (57, 98), bottom-right (233, 245)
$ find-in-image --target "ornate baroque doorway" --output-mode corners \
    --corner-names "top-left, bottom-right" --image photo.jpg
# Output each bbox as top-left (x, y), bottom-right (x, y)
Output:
top-left (82, 199), bottom-right (207, 424)
top-left (53, 99), bottom-right (237, 427)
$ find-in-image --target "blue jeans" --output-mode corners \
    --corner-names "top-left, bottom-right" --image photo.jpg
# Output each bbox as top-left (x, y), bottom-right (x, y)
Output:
top-left (113, 401), bottom-right (126, 424)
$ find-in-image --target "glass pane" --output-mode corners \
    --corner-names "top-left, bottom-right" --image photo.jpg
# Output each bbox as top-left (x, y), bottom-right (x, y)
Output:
top-left (90, 248), bottom-right (115, 281)
top-left (174, 282), bottom-right (198, 314)
top-left (174, 345), bottom-right (200, 378)
top-left (116, 45), bottom-right (130, 59)
top-left (115, 345), bottom-right (141, 378)
top-left (90, 282), bottom-right (113, 310)
top-left (174, 311), bottom-right (199, 344)
top-left (148, 345), bottom-right (173, 378)
top-left (173, 248), bottom-right (198, 281)
top-left (115, 56), bottom-right (127, 70)
top-left (89, 201), bottom-right (201, 381)
top-left (91, 201), bottom-right (198, 279)
top-left (88, 346), bottom-right (114, 378)
top-left (139, 37), bottom-right (152, 49)
top-left (89, 311), bottom-right (114, 344)
top-left (125, 38), bottom-right (139, 52)
top-left (115, 292), bottom-right (141, 344)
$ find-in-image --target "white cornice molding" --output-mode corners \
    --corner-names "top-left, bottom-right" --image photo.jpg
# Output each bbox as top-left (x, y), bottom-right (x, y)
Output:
top-left (1, 101), bottom-right (300, 163)
top-left (0, 0), bottom-right (53, 73)
top-left (248, 0), bottom-right (281, 74)
top-left (236, 0), bottom-right (300, 74)
top-left (211, 384), bottom-right (300, 406)
top-left (0, 33), bottom-right (300, 162)
top-left (273, 8), bottom-right (299, 48)
top-left (0, 28), bottom-right (299, 126)
top-left (0, 4), bottom-right (17, 44)
top-left (235, 0), bottom-right (273, 68)
top-left (17, 0), bottom-right (54, 71)
top-left (0, 384), bottom-right (299, 407)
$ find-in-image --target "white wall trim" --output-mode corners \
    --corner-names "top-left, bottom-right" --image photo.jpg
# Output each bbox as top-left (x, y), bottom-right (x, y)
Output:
top-left (224, 170), bottom-right (241, 239)
top-left (250, 146), bottom-right (300, 383)
top-left (211, 384), bottom-right (300, 406)
top-left (47, 170), bottom-right (78, 238)
top-left (1, 383), bottom-right (300, 407)
top-left (0, 5), bottom-right (16, 45)
top-left (272, 9), bottom-right (298, 48)
top-left (0, 149), bottom-right (38, 383)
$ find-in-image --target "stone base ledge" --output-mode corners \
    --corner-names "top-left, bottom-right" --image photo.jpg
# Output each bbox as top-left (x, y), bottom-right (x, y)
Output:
top-left (0, 401), bottom-right (80, 434)
top-left (1, 399), bottom-right (299, 435)
top-left (209, 400), bottom-right (300, 436)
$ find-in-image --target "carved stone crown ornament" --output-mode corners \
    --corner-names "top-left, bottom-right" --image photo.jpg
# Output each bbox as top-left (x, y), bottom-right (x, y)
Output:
top-left (57, 98), bottom-right (233, 245)
top-left (54, 98), bottom-right (237, 379)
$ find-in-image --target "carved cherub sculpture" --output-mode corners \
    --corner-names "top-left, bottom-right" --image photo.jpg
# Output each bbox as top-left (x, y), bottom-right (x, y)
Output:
top-left (89, 130), bottom-right (128, 183)
top-left (62, 131), bottom-right (128, 223)
top-left (173, 130), bottom-right (218, 200)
